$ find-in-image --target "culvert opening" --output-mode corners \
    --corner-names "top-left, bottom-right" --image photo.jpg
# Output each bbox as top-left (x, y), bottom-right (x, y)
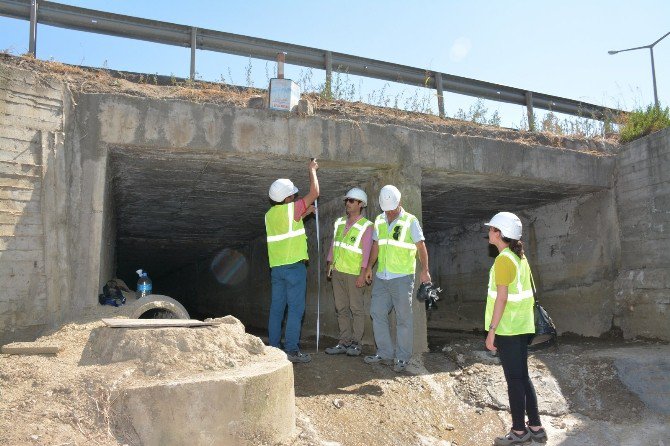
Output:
top-left (107, 149), bottom-right (379, 326)
top-left (107, 149), bottom-right (600, 331)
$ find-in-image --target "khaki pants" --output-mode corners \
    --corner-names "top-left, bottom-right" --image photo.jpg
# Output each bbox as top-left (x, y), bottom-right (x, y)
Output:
top-left (331, 270), bottom-right (368, 344)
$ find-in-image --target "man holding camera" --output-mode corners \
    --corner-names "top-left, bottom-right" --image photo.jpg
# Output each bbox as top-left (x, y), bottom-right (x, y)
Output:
top-left (364, 185), bottom-right (431, 373)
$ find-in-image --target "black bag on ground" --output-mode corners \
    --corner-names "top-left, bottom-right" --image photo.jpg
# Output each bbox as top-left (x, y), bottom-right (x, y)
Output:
top-left (98, 280), bottom-right (126, 307)
top-left (528, 269), bottom-right (558, 351)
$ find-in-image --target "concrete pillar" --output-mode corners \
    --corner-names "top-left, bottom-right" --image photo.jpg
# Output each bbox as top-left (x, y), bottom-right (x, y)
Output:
top-left (41, 131), bottom-right (71, 327)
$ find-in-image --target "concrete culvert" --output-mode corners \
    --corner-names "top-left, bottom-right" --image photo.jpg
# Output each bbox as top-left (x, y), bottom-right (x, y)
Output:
top-left (125, 294), bottom-right (190, 319)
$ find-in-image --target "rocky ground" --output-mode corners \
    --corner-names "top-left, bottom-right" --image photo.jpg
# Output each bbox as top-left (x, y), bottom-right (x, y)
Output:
top-left (3, 313), bottom-right (667, 446)
top-left (290, 331), bottom-right (670, 446)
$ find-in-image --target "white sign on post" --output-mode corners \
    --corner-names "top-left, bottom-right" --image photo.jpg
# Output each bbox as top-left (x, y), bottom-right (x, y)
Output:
top-left (269, 78), bottom-right (301, 111)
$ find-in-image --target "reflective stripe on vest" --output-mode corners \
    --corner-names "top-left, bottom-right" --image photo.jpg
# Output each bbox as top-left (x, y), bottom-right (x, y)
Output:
top-left (375, 212), bottom-right (417, 275)
top-left (265, 202), bottom-right (308, 267)
top-left (484, 248), bottom-right (535, 335)
top-left (332, 216), bottom-right (372, 275)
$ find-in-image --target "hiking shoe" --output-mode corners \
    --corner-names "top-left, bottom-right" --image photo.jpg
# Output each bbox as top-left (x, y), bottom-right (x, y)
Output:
top-left (325, 343), bottom-right (350, 355)
top-left (527, 425), bottom-right (547, 443)
top-left (346, 343), bottom-right (361, 356)
top-left (364, 354), bottom-right (393, 365)
top-left (286, 351), bottom-right (311, 363)
top-left (493, 430), bottom-right (531, 446)
top-left (393, 359), bottom-right (408, 373)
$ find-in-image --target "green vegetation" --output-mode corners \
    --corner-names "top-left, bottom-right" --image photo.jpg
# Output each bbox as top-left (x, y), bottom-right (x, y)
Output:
top-left (618, 105), bottom-right (670, 143)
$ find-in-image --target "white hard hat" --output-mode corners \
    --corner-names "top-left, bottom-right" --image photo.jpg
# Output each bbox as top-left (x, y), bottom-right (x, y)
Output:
top-left (379, 185), bottom-right (401, 211)
top-left (345, 187), bottom-right (367, 207)
top-left (269, 178), bottom-right (298, 202)
top-left (485, 212), bottom-right (522, 240)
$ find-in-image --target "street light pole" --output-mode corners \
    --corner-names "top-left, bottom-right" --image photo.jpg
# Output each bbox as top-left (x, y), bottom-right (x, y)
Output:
top-left (650, 47), bottom-right (658, 107)
top-left (609, 31), bottom-right (670, 108)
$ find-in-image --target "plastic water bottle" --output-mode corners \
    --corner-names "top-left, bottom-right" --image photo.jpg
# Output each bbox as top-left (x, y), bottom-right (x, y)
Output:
top-left (136, 269), bottom-right (153, 298)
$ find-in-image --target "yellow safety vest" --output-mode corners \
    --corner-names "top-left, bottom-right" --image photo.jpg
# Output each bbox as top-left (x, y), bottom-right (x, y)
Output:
top-left (484, 248), bottom-right (535, 335)
top-left (375, 212), bottom-right (418, 275)
top-left (332, 216), bottom-right (372, 275)
top-left (265, 202), bottom-right (308, 268)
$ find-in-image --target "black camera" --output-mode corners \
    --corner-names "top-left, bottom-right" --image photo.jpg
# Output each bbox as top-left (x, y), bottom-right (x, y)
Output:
top-left (417, 282), bottom-right (442, 311)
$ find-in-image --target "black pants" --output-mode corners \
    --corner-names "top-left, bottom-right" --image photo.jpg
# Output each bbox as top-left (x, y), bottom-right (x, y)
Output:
top-left (495, 334), bottom-right (541, 431)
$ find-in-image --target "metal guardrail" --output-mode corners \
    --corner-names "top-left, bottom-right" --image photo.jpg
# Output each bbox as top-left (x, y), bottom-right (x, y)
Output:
top-left (0, 0), bottom-right (624, 125)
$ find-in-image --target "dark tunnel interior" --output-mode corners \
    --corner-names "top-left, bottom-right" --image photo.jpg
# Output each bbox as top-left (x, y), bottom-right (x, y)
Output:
top-left (108, 148), bottom-right (597, 319)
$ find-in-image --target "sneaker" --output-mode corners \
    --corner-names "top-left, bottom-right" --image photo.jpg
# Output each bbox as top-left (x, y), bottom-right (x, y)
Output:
top-left (325, 343), bottom-right (350, 355)
top-left (527, 425), bottom-right (547, 443)
top-left (363, 354), bottom-right (393, 365)
top-left (346, 343), bottom-right (361, 356)
top-left (393, 359), bottom-right (408, 373)
top-left (286, 351), bottom-right (311, 363)
top-left (493, 430), bottom-right (531, 446)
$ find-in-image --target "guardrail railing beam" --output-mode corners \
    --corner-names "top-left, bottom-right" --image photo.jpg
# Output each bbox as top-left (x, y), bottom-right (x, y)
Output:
top-left (0, 0), bottom-right (625, 124)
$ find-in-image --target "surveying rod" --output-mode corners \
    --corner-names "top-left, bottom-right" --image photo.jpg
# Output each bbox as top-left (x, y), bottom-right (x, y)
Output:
top-left (311, 158), bottom-right (321, 352)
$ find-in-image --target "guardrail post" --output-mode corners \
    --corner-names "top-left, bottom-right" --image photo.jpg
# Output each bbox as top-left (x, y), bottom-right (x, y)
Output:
top-left (190, 27), bottom-right (197, 80)
top-left (525, 91), bottom-right (535, 131)
top-left (435, 72), bottom-right (445, 118)
top-left (324, 51), bottom-right (333, 98)
top-left (28, 0), bottom-right (38, 56)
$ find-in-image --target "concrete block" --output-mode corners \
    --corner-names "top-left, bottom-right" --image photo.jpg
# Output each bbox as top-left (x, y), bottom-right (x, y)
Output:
top-left (0, 102), bottom-right (62, 130)
top-left (121, 355), bottom-right (295, 446)
top-left (541, 281), bottom-right (615, 337)
top-left (0, 177), bottom-right (40, 189)
top-left (0, 249), bottom-right (43, 261)
top-left (296, 98), bottom-right (314, 115)
top-left (0, 223), bottom-right (43, 237)
top-left (0, 188), bottom-right (38, 201)
top-left (0, 161), bottom-right (41, 178)
top-left (246, 95), bottom-right (267, 109)
top-left (619, 298), bottom-right (670, 340)
top-left (0, 123), bottom-right (40, 143)
top-left (0, 146), bottom-right (41, 165)
top-left (0, 235), bottom-right (43, 251)
top-left (0, 198), bottom-right (40, 213)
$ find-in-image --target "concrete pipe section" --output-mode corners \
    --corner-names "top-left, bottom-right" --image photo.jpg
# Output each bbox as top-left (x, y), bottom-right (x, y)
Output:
top-left (124, 294), bottom-right (190, 319)
top-left (121, 353), bottom-right (295, 446)
top-left (83, 315), bottom-right (296, 445)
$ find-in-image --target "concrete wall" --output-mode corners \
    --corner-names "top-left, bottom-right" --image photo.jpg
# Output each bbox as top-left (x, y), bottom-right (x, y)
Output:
top-left (428, 129), bottom-right (670, 340)
top-left (427, 189), bottom-right (620, 337)
top-left (614, 129), bottom-right (670, 339)
top-left (0, 65), bottom-right (113, 344)
top-left (0, 65), bottom-right (62, 342)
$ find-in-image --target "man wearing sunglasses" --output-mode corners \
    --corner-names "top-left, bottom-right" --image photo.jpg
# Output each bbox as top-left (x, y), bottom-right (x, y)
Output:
top-left (364, 185), bottom-right (431, 373)
top-left (324, 187), bottom-right (373, 357)
top-left (265, 159), bottom-right (319, 363)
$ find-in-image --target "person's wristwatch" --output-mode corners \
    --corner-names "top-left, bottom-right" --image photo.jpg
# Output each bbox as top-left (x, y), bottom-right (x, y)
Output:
top-left (489, 324), bottom-right (497, 331)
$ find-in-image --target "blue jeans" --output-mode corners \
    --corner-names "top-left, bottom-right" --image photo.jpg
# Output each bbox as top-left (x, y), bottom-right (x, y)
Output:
top-left (269, 262), bottom-right (307, 352)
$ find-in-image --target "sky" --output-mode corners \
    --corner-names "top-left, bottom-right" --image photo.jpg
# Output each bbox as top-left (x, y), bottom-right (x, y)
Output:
top-left (1, 1), bottom-right (669, 129)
